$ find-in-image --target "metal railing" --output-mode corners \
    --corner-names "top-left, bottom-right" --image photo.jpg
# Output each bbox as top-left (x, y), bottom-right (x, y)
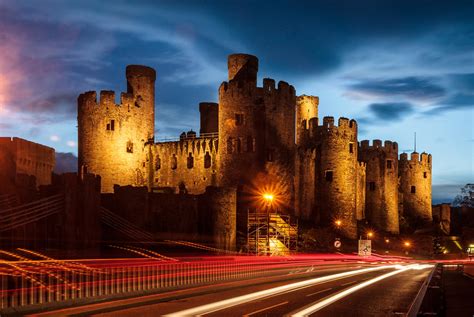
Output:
top-left (0, 257), bottom-right (302, 312)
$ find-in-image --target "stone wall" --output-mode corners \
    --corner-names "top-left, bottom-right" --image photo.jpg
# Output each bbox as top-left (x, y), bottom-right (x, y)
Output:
top-left (359, 140), bottom-right (399, 234)
top-left (0, 137), bottom-right (54, 190)
top-left (150, 136), bottom-right (218, 194)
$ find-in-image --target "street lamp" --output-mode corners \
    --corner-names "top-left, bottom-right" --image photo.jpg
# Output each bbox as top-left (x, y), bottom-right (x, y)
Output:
top-left (335, 220), bottom-right (342, 227)
top-left (263, 193), bottom-right (274, 203)
top-left (404, 241), bottom-right (411, 247)
top-left (367, 231), bottom-right (374, 239)
top-left (385, 238), bottom-right (390, 244)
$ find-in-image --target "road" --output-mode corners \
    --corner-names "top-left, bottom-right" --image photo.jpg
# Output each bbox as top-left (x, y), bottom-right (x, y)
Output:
top-left (35, 263), bottom-right (432, 316)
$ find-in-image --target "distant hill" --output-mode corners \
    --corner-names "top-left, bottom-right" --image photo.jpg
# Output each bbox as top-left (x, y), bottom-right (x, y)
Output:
top-left (54, 152), bottom-right (77, 174)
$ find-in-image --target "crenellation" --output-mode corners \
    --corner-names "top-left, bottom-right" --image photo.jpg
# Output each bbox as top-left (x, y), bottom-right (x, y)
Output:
top-left (263, 78), bottom-right (275, 91)
top-left (322, 116), bottom-right (335, 128)
top-left (78, 91), bottom-right (97, 107)
top-left (99, 90), bottom-right (116, 107)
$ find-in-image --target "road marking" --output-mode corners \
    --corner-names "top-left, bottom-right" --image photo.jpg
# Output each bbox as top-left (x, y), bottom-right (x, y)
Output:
top-left (306, 288), bottom-right (333, 297)
top-left (243, 300), bottom-right (289, 316)
top-left (164, 265), bottom-right (399, 316)
top-left (289, 264), bottom-right (434, 317)
top-left (341, 280), bottom-right (358, 286)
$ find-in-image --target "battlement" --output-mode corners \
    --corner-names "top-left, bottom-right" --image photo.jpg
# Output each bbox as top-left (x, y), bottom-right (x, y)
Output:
top-left (219, 77), bottom-right (296, 99)
top-left (316, 116), bottom-right (357, 131)
top-left (399, 151), bottom-right (432, 165)
top-left (153, 136), bottom-right (218, 166)
top-left (78, 91), bottom-right (97, 106)
top-left (359, 139), bottom-right (398, 153)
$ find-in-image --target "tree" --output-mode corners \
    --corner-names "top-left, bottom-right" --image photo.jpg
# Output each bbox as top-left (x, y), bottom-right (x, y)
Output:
top-left (452, 184), bottom-right (474, 208)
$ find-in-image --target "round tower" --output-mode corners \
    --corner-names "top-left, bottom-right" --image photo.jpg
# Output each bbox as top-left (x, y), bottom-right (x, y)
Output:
top-left (359, 140), bottom-right (399, 234)
top-left (199, 102), bottom-right (218, 136)
top-left (78, 65), bottom-right (156, 193)
top-left (217, 54), bottom-right (264, 188)
top-left (313, 117), bottom-right (359, 239)
top-left (399, 152), bottom-right (432, 224)
top-left (296, 95), bottom-right (319, 144)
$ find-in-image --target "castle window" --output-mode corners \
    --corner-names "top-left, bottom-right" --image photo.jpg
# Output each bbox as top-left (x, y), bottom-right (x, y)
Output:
top-left (387, 160), bottom-right (393, 169)
top-left (187, 153), bottom-right (194, 169)
top-left (246, 136), bottom-right (255, 152)
top-left (325, 170), bottom-right (333, 182)
top-left (171, 154), bottom-right (177, 170)
top-left (235, 113), bottom-right (244, 126)
top-left (227, 138), bottom-right (233, 154)
top-left (411, 186), bottom-right (416, 193)
top-left (369, 182), bottom-right (376, 191)
top-left (204, 152), bottom-right (211, 168)
top-left (126, 141), bottom-right (133, 153)
top-left (106, 120), bottom-right (115, 131)
top-left (155, 156), bottom-right (161, 170)
top-left (236, 138), bottom-right (242, 153)
top-left (423, 172), bottom-right (427, 178)
top-left (349, 143), bottom-right (354, 154)
top-left (267, 148), bottom-right (275, 162)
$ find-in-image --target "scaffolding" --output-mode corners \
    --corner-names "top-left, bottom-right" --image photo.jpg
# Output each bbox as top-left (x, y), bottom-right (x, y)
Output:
top-left (247, 210), bottom-right (298, 256)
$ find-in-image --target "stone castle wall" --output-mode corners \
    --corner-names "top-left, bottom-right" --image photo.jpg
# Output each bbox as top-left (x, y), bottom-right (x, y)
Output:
top-left (0, 137), bottom-right (55, 188)
top-left (150, 136), bottom-right (218, 194)
top-left (359, 140), bottom-right (399, 234)
top-left (78, 65), bottom-right (155, 193)
top-left (399, 152), bottom-right (432, 223)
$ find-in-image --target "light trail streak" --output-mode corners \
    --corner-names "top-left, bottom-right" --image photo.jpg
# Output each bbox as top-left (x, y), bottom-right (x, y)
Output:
top-left (290, 264), bottom-right (434, 316)
top-left (164, 265), bottom-right (398, 316)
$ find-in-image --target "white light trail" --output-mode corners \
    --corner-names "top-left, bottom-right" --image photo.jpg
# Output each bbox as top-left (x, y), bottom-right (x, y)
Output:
top-left (290, 264), bottom-right (434, 316)
top-left (165, 265), bottom-right (398, 316)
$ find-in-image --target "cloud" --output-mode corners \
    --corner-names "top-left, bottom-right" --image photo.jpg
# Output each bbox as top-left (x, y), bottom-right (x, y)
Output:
top-left (367, 102), bottom-right (415, 121)
top-left (347, 77), bottom-right (446, 102)
top-left (54, 152), bottom-right (77, 174)
top-left (422, 92), bottom-right (474, 115)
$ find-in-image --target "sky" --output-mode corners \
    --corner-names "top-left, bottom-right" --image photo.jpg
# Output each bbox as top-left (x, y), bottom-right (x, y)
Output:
top-left (0, 0), bottom-right (472, 203)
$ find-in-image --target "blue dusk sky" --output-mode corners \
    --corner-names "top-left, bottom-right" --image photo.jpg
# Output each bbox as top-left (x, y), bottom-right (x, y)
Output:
top-left (0, 0), bottom-right (472, 203)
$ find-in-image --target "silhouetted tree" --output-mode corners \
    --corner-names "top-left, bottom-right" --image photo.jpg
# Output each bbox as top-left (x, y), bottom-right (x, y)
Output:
top-left (452, 184), bottom-right (474, 208)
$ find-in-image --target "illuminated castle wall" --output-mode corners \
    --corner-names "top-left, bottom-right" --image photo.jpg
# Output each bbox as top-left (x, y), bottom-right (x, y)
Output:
top-left (77, 54), bottom-right (433, 238)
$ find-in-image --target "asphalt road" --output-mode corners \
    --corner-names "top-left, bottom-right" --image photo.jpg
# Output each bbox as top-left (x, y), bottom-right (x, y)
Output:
top-left (64, 263), bottom-right (431, 317)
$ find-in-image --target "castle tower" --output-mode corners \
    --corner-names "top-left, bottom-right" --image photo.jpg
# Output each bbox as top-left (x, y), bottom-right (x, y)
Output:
top-left (217, 54), bottom-right (297, 213)
top-left (313, 117), bottom-right (361, 239)
top-left (399, 151), bottom-right (432, 224)
top-left (199, 102), bottom-right (218, 136)
top-left (78, 65), bottom-right (156, 193)
top-left (359, 140), bottom-right (399, 234)
top-left (217, 54), bottom-right (264, 188)
top-left (296, 95), bottom-right (318, 144)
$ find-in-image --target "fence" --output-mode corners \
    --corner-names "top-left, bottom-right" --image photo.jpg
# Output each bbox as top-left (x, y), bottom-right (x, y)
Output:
top-left (0, 257), bottom-right (310, 312)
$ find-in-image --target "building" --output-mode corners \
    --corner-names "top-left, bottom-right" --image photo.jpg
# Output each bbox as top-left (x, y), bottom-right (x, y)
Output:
top-left (77, 53), bottom-right (433, 240)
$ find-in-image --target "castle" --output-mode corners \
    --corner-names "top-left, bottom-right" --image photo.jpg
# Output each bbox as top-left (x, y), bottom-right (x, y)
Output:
top-left (78, 54), bottom-right (433, 239)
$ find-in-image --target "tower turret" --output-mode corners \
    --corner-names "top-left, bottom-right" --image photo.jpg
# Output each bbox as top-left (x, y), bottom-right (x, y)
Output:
top-left (312, 117), bottom-right (360, 239)
top-left (227, 53), bottom-right (258, 84)
top-left (199, 102), bottom-right (218, 135)
top-left (296, 95), bottom-right (319, 144)
top-left (359, 140), bottom-right (399, 234)
top-left (399, 151), bottom-right (432, 224)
